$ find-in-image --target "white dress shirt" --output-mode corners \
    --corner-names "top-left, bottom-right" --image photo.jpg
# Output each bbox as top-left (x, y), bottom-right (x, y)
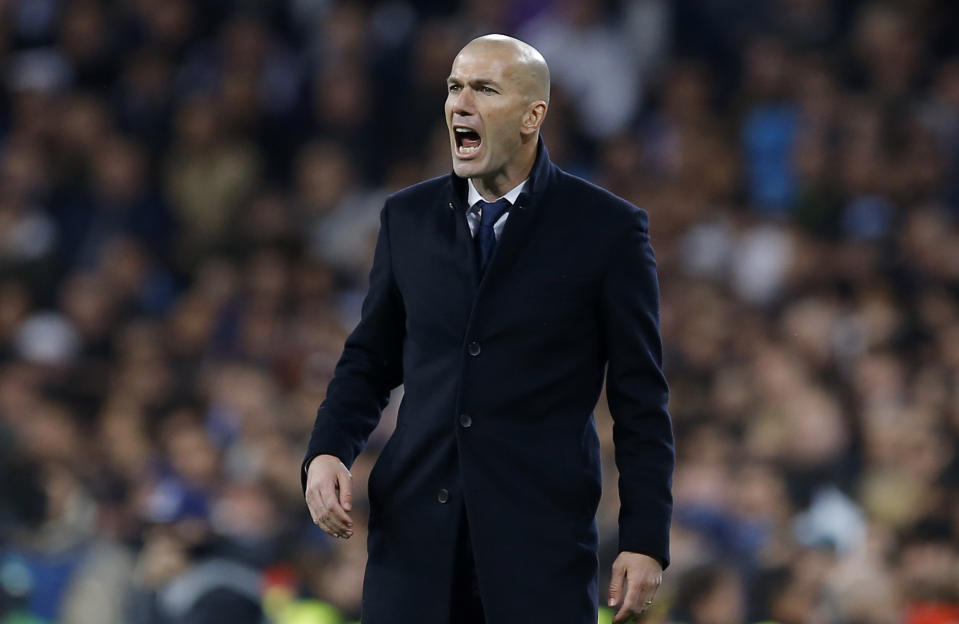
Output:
top-left (466, 178), bottom-right (528, 240)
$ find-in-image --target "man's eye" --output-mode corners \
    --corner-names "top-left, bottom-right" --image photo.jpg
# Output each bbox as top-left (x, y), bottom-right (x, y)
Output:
top-left (448, 84), bottom-right (460, 92)
top-left (481, 86), bottom-right (496, 94)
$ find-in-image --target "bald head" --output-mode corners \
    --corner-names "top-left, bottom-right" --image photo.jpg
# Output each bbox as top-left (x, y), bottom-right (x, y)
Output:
top-left (445, 34), bottom-right (550, 196)
top-left (458, 34), bottom-right (550, 105)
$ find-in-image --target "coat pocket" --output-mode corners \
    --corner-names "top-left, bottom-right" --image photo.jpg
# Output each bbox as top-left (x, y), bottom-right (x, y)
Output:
top-left (367, 423), bottom-right (407, 505)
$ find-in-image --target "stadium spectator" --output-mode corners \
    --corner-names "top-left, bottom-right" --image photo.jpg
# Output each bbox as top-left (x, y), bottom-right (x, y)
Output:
top-left (1, 1), bottom-right (958, 623)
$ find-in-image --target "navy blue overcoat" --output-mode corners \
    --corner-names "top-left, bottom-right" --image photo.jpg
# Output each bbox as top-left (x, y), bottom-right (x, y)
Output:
top-left (303, 141), bottom-right (674, 624)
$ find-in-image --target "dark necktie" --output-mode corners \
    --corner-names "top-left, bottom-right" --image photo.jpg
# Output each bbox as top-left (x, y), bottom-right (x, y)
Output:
top-left (475, 198), bottom-right (510, 272)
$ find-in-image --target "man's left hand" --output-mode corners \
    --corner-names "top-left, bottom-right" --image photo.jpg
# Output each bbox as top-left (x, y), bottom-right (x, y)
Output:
top-left (608, 551), bottom-right (662, 623)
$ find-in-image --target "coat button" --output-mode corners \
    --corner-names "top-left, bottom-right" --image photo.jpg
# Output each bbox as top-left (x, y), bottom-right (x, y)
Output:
top-left (459, 413), bottom-right (472, 428)
top-left (437, 488), bottom-right (449, 503)
top-left (468, 341), bottom-right (481, 356)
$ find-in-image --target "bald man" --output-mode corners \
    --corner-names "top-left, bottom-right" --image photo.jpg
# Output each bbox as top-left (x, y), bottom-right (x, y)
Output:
top-left (303, 35), bottom-right (674, 624)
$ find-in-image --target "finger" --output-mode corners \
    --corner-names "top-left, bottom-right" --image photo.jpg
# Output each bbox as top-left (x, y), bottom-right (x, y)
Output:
top-left (307, 494), bottom-right (328, 530)
top-left (318, 516), bottom-right (344, 539)
top-left (311, 502), bottom-right (344, 538)
top-left (337, 469), bottom-right (354, 512)
top-left (308, 488), bottom-right (340, 537)
top-left (315, 513), bottom-right (333, 535)
top-left (327, 479), bottom-right (354, 533)
top-left (640, 599), bottom-right (654, 615)
top-left (319, 481), bottom-right (351, 534)
top-left (626, 577), bottom-right (658, 622)
top-left (613, 605), bottom-right (638, 624)
top-left (608, 560), bottom-right (626, 608)
top-left (306, 471), bottom-right (347, 535)
top-left (638, 573), bottom-right (660, 608)
top-left (614, 573), bottom-right (641, 624)
top-left (306, 491), bottom-right (340, 536)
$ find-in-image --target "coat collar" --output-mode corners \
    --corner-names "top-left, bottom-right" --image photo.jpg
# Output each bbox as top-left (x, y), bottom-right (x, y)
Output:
top-left (447, 138), bottom-right (555, 213)
top-left (447, 138), bottom-right (556, 289)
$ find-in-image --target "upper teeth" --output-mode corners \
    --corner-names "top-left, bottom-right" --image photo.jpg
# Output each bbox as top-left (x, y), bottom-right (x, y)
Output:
top-left (456, 127), bottom-right (473, 133)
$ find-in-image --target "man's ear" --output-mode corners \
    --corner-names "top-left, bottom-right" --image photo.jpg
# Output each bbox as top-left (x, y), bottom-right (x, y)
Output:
top-left (521, 101), bottom-right (548, 135)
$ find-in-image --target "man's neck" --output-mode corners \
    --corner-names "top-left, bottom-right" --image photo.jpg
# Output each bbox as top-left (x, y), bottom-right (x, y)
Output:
top-left (467, 177), bottom-right (527, 207)
top-left (470, 144), bottom-right (536, 202)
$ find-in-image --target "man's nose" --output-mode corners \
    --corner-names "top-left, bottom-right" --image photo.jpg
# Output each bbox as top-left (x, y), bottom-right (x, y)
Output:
top-left (451, 87), bottom-right (475, 115)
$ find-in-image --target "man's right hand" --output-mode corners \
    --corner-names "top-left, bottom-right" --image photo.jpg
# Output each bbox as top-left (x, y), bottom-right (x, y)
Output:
top-left (305, 454), bottom-right (354, 539)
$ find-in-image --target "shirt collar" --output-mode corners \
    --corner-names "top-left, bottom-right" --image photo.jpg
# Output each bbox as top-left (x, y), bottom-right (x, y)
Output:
top-left (467, 177), bottom-right (528, 208)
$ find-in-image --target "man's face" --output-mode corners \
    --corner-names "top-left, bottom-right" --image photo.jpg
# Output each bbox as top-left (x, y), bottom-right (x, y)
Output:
top-left (445, 47), bottom-right (529, 179)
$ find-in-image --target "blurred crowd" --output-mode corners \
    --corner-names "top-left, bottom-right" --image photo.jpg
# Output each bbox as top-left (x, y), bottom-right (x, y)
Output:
top-left (1, 0), bottom-right (959, 623)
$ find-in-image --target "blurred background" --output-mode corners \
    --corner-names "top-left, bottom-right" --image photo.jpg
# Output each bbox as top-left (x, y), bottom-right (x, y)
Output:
top-left (1, 0), bottom-right (959, 623)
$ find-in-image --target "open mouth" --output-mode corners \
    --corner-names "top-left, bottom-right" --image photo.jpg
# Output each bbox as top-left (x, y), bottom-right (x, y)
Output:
top-left (454, 126), bottom-right (482, 156)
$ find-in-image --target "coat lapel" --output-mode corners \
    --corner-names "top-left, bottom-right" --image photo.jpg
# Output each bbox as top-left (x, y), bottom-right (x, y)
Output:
top-left (446, 139), bottom-right (556, 297)
top-left (446, 175), bottom-right (482, 293)
top-left (478, 191), bottom-right (538, 290)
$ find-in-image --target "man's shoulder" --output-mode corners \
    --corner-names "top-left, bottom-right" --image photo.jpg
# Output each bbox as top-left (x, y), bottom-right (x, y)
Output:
top-left (552, 168), bottom-right (649, 231)
top-left (385, 174), bottom-right (451, 207)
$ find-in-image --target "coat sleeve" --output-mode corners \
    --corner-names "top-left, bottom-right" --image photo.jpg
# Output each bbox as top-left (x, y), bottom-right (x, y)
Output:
top-left (600, 207), bottom-right (674, 569)
top-left (301, 201), bottom-right (405, 492)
